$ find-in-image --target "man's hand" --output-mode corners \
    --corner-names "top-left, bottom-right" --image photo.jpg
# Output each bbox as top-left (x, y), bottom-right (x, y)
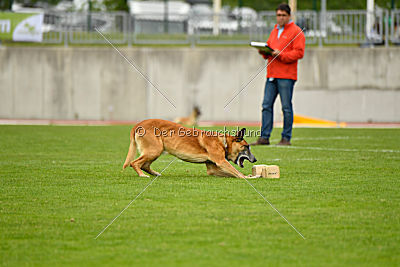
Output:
top-left (258, 49), bottom-right (268, 56)
top-left (271, 49), bottom-right (280, 57)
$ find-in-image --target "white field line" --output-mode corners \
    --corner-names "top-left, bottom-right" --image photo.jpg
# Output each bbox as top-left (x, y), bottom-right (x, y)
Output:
top-left (291, 136), bottom-right (371, 141)
top-left (262, 158), bottom-right (325, 161)
top-left (269, 136), bottom-right (371, 142)
top-left (275, 145), bottom-right (400, 154)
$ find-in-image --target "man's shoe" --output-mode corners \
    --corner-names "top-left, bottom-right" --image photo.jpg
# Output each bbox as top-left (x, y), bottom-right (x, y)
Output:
top-left (277, 138), bottom-right (291, 146)
top-left (251, 137), bottom-right (270, 146)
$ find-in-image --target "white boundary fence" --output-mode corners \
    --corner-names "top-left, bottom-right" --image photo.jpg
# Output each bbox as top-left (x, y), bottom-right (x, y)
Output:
top-left (257, 10), bottom-right (318, 44)
top-left (27, 9), bottom-right (400, 46)
top-left (131, 13), bottom-right (190, 44)
top-left (42, 12), bottom-right (65, 43)
top-left (391, 9), bottom-right (400, 43)
top-left (323, 10), bottom-right (384, 44)
top-left (68, 12), bottom-right (127, 44)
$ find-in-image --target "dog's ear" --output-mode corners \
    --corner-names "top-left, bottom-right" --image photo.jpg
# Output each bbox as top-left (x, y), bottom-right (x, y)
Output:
top-left (194, 106), bottom-right (201, 115)
top-left (235, 128), bottom-right (246, 142)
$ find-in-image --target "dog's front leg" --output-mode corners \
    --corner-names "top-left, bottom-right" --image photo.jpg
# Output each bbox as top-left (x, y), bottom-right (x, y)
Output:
top-left (206, 162), bottom-right (232, 177)
top-left (213, 160), bottom-right (246, 178)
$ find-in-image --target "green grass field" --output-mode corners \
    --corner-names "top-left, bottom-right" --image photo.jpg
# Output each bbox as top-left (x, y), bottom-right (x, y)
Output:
top-left (1, 125), bottom-right (399, 266)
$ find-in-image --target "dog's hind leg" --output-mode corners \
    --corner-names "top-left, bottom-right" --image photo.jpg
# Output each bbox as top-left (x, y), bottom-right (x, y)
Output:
top-left (129, 134), bottom-right (164, 177)
top-left (141, 146), bottom-right (164, 176)
top-left (141, 161), bottom-right (161, 176)
top-left (131, 147), bottom-right (163, 177)
top-left (130, 155), bottom-right (151, 177)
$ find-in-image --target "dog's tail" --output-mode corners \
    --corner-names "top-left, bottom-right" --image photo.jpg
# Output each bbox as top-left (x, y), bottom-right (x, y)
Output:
top-left (122, 128), bottom-right (137, 170)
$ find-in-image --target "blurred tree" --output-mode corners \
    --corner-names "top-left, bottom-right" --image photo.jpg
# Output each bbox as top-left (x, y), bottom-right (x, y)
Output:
top-left (103, 0), bottom-right (129, 12)
top-left (0, 0), bottom-right (13, 10)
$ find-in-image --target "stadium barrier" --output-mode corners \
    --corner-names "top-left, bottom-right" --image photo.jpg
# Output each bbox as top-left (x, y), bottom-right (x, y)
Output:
top-left (1, 9), bottom-right (399, 46)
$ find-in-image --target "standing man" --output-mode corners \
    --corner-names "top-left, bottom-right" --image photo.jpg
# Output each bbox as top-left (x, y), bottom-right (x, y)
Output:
top-left (252, 3), bottom-right (305, 146)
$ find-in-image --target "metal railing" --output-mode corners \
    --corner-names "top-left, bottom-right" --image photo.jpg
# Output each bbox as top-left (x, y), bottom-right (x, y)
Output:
top-left (297, 10), bottom-right (319, 44)
top-left (257, 10), bottom-right (318, 44)
top-left (41, 11), bottom-right (128, 44)
top-left (68, 12), bottom-right (127, 44)
top-left (16, 9), bottom-right (400, 46)
top-left (131, 13), bottom-right (190, 44)
top-left (42, 12), bottom-right (65, 44)
top-left (391, 9), bottom-right (400, 43)
top-left (323, 10), bottom-right (384, 44)
top-left (192, 13), bottom-right (258, 45)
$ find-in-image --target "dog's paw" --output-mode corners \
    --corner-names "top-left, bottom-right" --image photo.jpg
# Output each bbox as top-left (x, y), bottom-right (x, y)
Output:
top-left (245, 174), bottom-right (261, 179)
top-left (139, 174), bottom-right (150, 178)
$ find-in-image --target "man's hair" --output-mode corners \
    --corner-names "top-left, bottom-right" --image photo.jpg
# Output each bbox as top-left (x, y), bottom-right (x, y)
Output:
top-left (276, 3), bottom-right (291, 15)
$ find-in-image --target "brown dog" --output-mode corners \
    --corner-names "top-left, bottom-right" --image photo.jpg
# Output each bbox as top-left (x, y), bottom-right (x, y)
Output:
top-left (123, 119), bottom-right (257, 178)
top-left (173, 106), bottom-right (201, 126)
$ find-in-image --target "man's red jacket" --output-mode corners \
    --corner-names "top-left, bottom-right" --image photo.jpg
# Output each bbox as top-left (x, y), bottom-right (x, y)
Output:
top-left (262, 21), bottom-right (305, 81)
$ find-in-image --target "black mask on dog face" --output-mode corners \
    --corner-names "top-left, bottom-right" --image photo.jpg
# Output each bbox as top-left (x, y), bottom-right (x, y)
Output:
top-left (234, 145), bottom-right (257, 168)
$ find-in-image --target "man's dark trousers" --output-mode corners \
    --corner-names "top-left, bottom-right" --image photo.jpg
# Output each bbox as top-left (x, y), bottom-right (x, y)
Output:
top-left (261, 78), bottom-right (296, 140)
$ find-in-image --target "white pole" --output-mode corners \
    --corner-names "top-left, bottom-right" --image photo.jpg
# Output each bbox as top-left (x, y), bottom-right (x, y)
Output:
top-left (366, 0), bottom-right (375, 40)
top-left (319, 0), bottom-right (326, 46)
top-left (289, 0), bottom-right (297, 23)
top-left (213, 0), bottom-right (221, 36)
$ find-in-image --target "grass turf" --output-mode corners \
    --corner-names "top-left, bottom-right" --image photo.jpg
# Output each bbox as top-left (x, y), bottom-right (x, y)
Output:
top-left (0, 125), bottom-right (399, 266)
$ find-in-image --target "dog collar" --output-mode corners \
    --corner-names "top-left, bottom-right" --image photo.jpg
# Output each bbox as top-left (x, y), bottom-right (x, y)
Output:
top-left (223, 134), bottom-right (227, 148)
top-left (223, 135), bottom-right (229, 160)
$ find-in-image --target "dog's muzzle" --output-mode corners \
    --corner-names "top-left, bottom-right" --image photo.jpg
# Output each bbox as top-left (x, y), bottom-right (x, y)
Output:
top-left (234, 149), bottom-right (257, 168)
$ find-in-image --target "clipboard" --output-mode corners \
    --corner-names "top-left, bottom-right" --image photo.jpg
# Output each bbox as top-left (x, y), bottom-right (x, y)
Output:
top-left (250, 41), bottom-right (274, 54)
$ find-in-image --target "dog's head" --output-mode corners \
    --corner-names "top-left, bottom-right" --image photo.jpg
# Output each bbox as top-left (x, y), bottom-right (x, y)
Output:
top-left (193, 106), bottom-right (201, 117)
top-left (227, 128), bottom-right (257, 168)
